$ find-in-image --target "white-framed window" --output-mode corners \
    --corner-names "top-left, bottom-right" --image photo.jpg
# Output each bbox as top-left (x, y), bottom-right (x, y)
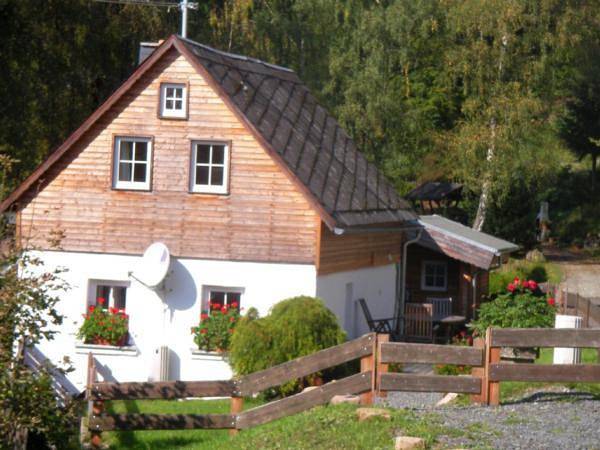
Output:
top-left (190, 142), bottom-right (230, 194)
top-left (160, 83), bottom-right (187, 118)
top-left (421, 261), bottom-right (448, 291)
top-left (203, 286), bottom-right (243, 314)
top-left (87, 280), bottom-right (129, 311)
top-left (113, 136), bottom-right (152, 190)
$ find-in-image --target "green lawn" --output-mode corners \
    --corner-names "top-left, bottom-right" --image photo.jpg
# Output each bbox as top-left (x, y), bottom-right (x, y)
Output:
top-left (101, 400), bottom-right (468, 450)
top-left (499, 347), bottom-right (600, 402)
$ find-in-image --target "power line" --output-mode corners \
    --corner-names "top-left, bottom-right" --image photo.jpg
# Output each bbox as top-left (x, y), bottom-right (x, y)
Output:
top-left (91, 0), bottom-right (198, 37)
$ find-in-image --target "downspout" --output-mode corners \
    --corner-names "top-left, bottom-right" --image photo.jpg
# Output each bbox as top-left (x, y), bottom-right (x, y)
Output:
top-left (395, 228), bottom-right (423, 336)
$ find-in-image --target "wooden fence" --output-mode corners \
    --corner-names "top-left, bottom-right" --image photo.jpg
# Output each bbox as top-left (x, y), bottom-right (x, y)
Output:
top-left (86, 333), bottom-right (376, 446)
top-left (85, 328), bottom-right (600, 447)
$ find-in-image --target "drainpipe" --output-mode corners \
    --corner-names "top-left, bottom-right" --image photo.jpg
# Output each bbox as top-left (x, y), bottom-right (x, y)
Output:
top-left (395, 228), bottom-right (423, 336)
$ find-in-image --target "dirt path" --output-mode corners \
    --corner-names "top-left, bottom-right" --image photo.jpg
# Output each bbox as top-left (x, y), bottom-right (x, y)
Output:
top-left (543, 246), bottom-right (600, 301)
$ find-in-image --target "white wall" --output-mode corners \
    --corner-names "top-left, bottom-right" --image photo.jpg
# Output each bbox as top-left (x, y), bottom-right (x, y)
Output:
top-left (28, 250), bottom-right (316, 391)
top-left (316, 264), bottom-right (398, 339)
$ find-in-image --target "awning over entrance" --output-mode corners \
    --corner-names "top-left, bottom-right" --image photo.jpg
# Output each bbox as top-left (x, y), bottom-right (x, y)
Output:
top-left (417, 215), bottom-right (519, 270)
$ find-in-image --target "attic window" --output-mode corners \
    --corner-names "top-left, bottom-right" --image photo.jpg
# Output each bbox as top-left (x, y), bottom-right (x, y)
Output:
top-left (113, 136), bottom-right (152, 190)
top-left (190, 142), bottom-right (229, 194)
top-left (160, 83), bottom-right (187, 118)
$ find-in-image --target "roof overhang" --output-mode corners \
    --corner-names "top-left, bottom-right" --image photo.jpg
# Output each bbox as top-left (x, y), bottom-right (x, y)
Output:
top-left (416, 215), bottom-right (519, 270)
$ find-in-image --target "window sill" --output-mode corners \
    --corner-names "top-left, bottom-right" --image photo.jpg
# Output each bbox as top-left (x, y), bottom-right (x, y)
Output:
top-left (191, 349), bottom-right (229, 362)
top-left (75, 342), bottom-right (139, 357)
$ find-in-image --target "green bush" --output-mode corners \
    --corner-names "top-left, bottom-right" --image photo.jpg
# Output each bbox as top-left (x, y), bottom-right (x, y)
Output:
top-left (471, 278), bottom-right (556, 336)
top-left (229, 296), bottom-right (346, 397)
top-left (489, 259), bottom-right (562, 295)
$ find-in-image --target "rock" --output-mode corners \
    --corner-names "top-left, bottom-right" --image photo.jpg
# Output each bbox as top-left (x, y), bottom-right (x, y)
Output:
top-left (395, 436), bottom-right (425, 450)
top-left (356, 407), bottom-right (391, 422)
top-left (330, 394), bottom-right (360, 405)
top-left (525, 249), bottom-right (546, 262)
top-left (436, 392), bottom-right (459, 406)
top-left (302, 386), bottom-right (319, 393)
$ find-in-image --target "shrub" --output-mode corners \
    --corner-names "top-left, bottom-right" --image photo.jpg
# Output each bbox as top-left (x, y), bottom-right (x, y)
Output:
top-left (191, 301), bottom-right (240, 352)
top-left (77, 299), bottom-right (129, 346)
top-left (229, 296), bottom-right (346, 397)
top-left (471, 277), bottom-right (556, 336)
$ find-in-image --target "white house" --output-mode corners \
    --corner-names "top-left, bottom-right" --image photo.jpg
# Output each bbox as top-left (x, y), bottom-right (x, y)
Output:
top-left (2, 35), bottom-right (419, 391)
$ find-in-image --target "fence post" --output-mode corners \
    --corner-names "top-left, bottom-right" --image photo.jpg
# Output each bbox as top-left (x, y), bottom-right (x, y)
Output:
top-left (376, 334), bottom-right (389, 399)
top-left (85, 353), bottom-right (103, 449)
top-left (470, 337), bottom-right (486, 404)
top-left (359, 334), bottom-right (376, 405)
top-left (485, 328), bottom-right (500, 406)
top-left (229, 394), bottom-right (243, 436)
top-left (585, 299), bottom-right (591, 328)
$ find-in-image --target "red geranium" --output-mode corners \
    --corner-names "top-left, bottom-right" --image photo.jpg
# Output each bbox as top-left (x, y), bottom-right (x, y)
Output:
top-left (231, 302), bottom-right (239, 309)
top-left (200, 313), bottom-right (209, 320)
top-left (221, 306), bottom-right (228, 314)
top-left (507, 283), bottom-right (516, 292)
top-left (547, 297), bottom-right (556, 306)
top-left (97, 297), bottom-right (106, 305)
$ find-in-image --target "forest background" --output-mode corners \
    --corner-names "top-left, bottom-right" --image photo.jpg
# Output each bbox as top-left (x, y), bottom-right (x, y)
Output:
top-left (2, 0), bottom-right (600, 248)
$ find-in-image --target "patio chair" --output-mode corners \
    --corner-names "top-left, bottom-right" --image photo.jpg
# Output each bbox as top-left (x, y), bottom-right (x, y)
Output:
top-left (428, 297), bottom-right (453, 322)
top-left (357, 298), bottom-right (396, 336)
top-left (404, 302), bottom-right (439, 343)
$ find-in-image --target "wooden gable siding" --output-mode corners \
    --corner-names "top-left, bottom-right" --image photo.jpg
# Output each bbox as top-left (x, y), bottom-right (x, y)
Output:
top-left (17, 49), bottom-right (319, 263)
top-left (317, 224), bottom-right (404, 275)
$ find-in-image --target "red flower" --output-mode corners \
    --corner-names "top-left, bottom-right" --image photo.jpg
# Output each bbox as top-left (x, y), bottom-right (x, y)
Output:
top-left (231, 302), bottom-right (239, 309)
top-left (528, 280), bottom-right (538, 291)
top-left (221, 306), bottom-right (228, 314)
top-left (97, 297), bottom-right (106, 305)
top-left (200, 313), bottom-right (209, 320)
top-left (507, 283), bottom-right (516, 293)
top-left (88, 305), bottom-right (95, 312)
top-left (513, 277), bottom-right (520, 284)
top-left (229, 316), bottom-right (235, 323)
top-left (200, 328), bottom-right (208, 335)
top-left (211, 303), bottom-right (221, 310)
top-left (547, 297), bottom-right (556, 306)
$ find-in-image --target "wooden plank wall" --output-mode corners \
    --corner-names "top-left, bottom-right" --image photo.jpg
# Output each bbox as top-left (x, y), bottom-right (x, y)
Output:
top-left (317, 224), bottom-right (404, 275)
top-left (405, 245), bottom-right (460, 306)
top-left (17, 49), bottom-right (319, 264)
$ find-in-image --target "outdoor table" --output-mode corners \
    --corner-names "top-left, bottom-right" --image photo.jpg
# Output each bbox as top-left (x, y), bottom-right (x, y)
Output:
top-left (437, 315), bottom-right (466, 343)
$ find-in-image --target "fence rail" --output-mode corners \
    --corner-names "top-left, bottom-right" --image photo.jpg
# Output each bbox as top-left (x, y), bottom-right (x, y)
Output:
top-left (85, 328), bottom-right (600, 447)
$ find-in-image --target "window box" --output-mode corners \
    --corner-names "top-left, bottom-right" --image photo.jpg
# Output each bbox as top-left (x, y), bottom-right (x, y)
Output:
top-left (75, 342), bottom-right (139, 357)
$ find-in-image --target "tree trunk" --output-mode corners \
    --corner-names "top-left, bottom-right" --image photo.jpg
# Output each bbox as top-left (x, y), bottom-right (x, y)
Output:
top-left (592, 153), bottom-right (597, 192)
top-left (473, 119), bottom-right (496, 231)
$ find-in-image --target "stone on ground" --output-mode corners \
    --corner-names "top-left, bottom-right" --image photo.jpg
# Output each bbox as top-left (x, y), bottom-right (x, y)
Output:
top-left (395, 436), bottom-right (425, 450)
top-left (356, 407), bottom-right (391, 421)
top-left (436, 392), bottom-right (459, 406)
top-left (330, 394), bottom-right (360, 405)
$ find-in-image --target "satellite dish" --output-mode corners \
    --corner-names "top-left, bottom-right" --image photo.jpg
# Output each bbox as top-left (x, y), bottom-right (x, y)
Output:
top-left (131, 242), bottom-right (171, 288)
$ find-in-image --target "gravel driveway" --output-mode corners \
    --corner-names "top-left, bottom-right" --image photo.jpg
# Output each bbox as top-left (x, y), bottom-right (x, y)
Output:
top-left (383, 390), bottom-right (600, 449)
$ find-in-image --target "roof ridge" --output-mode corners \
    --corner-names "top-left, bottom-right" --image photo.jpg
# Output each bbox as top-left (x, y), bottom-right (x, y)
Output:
top-left (177, 36), bottom-right (296, 74)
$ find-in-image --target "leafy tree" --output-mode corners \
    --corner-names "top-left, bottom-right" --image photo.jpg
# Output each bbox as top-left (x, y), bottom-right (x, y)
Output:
top-left (0, 173), bottom-right (77, 448)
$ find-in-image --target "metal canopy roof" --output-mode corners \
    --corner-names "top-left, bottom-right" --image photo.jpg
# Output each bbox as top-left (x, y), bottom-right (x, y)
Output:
top-left (417, 215), bottom-right (519, 269)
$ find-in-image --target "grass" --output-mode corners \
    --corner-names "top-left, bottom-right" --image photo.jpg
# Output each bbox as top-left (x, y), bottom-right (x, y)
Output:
top-left (100, 400), bottom-right (467, 450)
top-left (489, 258), bottom-right (562, 295)
top-left (499, 347), bottom-right (600, 402)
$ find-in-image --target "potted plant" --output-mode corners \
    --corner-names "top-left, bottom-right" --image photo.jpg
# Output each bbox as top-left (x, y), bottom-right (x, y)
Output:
top-left (77, 297), bottom-right (129, 346)
top-left (191, 301), bottom-right (240, 353)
